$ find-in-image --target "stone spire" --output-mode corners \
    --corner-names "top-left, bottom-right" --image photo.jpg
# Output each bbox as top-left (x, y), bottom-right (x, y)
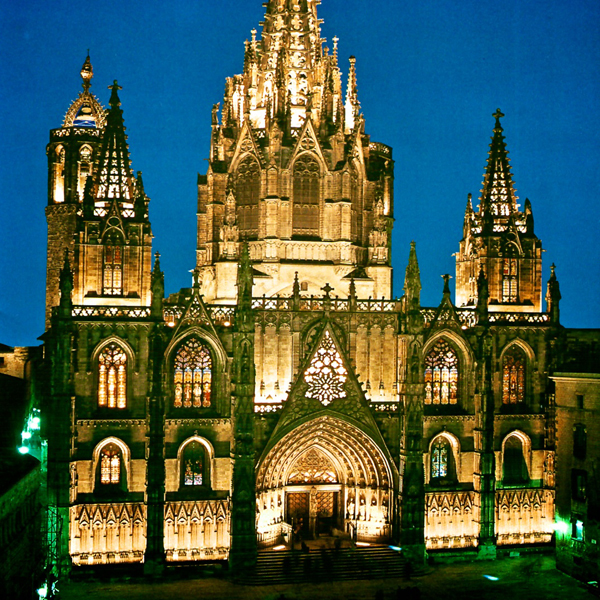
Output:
top-left (345, 56), bottom-right (360, 133)
top-left (80, 52), bottom-right (93, 92)
top-left (94, 81), bottom-right (135, 206)
top-left (479, 109), bottom-right (518, 221)
top-left (545, 263), bottom-right (561, 324)
top-left (403, 241), bottom-right (421, 310)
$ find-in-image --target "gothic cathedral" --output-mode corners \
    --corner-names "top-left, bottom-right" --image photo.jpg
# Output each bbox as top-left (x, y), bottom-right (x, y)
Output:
top-left (44, 0), bottom-right (566, 573)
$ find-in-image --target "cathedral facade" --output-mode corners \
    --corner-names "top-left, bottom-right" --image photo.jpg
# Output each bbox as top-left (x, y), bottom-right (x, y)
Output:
top-left (44, 0), bottom-right (572, 573)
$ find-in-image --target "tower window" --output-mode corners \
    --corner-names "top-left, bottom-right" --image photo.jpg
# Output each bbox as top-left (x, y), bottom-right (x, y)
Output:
top-left (573, 424), bottom-right (587, 460)
top-left (98, 343), bottom-right (127, 409)
top-left (182, 441), bottom-right (206, 486)
top-left (502, 257), bottom-right (518, 302)
top-left (235, 156), bottom-right (260, 237)
top-left (424, 339), bottom-right (459, 405)
top-left (174, 338), bottom-right (212, 408)
top-left (99, 443), bottom-right (122, 485)
top-left (103, 245), bottom-right (123, 295)
top-left (502, 346), bottom-right (526, 404)
top-left (293, 155), bottom-right (320, 237)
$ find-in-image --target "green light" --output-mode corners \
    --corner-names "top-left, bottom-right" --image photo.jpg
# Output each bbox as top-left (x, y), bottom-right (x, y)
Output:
top-left (31, 416), bottom-right (41, 430)
top-left (37, 583), bottom-right (48, 598)
top-left (18, 446), bottom-right (29, 455)
top-left (22, 431), bottom-right (32, 440)
top-left (553, 520), bottom-right (569, 534)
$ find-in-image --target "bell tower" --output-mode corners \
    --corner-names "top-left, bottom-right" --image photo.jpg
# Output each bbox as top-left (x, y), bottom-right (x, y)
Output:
top-left (46, 55), bottom-right (106, 326)
top-left (46, 62), bottom-right (153, 327)
top-left (196, 0), bottom-right (394, 303)
top-left (455, 110), bottom-right (543, 311)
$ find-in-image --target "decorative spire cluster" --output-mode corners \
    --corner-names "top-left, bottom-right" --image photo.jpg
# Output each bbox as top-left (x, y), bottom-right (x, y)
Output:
top-left (63, 54), bottom-right (107, 129)
top-left (219, 0), bottom-right (358, 133)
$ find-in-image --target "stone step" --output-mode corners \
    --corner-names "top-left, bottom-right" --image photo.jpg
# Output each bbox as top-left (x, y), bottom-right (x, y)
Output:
top-left (238, 546), bottom-right (408, 586)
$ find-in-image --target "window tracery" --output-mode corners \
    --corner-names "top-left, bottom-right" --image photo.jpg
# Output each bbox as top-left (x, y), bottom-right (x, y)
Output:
top-left (304, 330), bottom-right (347, 406)
top-left (293, 155), bottom-right (320, 236)
top-left (431, 438), bottom-right (449, 478)
top-left (424, 339), bottom-right (459, 405)
top-left (174, 338), bottom-right (212, 408)
top-left (182, 441), bottom-right (205, 486)
top-left (98, 343), bottom-right (127, 409)
top-left (103, 245), bottom-right (123, 295)
top-left (502, 346), bottom-right (525, 404)
top-left (502, 251), bottom-right (518, 303)
top-left (100, 443), bottom-right (121, 485)
top-left (287, 448), bottom-right (338, 484)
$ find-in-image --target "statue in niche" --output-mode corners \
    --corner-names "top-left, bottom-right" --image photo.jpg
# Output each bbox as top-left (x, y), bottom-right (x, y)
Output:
top-left (347, 495), bottom-right (355, 519)
top-left (358, 496), bottom-right (366, 520)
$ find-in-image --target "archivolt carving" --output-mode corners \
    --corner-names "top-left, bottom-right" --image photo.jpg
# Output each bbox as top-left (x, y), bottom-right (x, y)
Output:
top-left (256, 415), bottom-right (392, 492)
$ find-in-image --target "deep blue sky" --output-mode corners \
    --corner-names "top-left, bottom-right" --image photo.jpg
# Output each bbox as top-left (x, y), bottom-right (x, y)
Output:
top-left (1, 0), bottom-right (598, 347)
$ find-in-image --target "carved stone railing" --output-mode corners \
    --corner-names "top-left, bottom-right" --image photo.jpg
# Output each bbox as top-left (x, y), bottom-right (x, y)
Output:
top-left (72, 306), bottom-right (151, 319)
top-left (488, 312), bottom-right (550, 325)
top-left (51, 127), bottom-right (102, 138)
top-left (370, 402), bottom-right (399, 413)
top-left (368, 142), bottom-right (393, 158)
top-left (254, 402), bottom-right (284, 414)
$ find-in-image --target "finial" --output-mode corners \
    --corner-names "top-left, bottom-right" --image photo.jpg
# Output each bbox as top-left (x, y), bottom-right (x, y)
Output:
top-left (442, 274), bottom-right (452, 296)
top-left (154, 251), bottom-right (161, 268)
top-left (493, 108), bottom-right (504, 121)
top-left (321, 282), bottom-right (334, 298)
top-left (108, 80), bottom-right (123, 108)
top-left (80, 53), bottom-right (93, 92)
top-left (550, 263), bottom-right (556, 277)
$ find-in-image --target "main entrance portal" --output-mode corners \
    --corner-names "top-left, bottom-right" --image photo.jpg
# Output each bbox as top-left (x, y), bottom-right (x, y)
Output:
top-left (256, 416), bottom-right (395, 547)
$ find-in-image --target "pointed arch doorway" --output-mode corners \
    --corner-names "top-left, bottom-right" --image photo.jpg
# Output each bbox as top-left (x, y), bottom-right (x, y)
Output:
top-left (256, 415), bottom-right (394, 546)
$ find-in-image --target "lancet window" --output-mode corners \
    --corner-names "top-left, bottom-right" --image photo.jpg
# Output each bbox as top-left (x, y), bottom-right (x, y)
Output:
top-left (100, 443), bottom-right (122, 485)
top-left (235, 156), bottom-right (260, 237)
top-left (98, 343), bottom-right (127, 409)
top-left (53, 146), bottom-right (65, 203)
top-left (502, 346), bottom-right (525, 404)
top-left (502, 251), bottom-right (518, 303)
top-left (424, 340), bottom-right (459, 405)
top-left (293, 155), bottom-right (320, 237)
top-left (174, 338), bottom-right (212, 408)
top-left (182, 441), bottom-right (205, 486)
top-left (103, 245), bottom-right (123, 295)
top-left (78, 145), bottom-right (93, 198)
top-left (304, 330), bottom-right (347, 406)
top-left (431, 438), bottom-right (449, 478)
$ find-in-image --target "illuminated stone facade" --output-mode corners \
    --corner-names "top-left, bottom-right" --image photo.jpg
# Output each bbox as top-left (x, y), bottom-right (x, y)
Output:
top-left (40, 0), bottom-right (598, 576)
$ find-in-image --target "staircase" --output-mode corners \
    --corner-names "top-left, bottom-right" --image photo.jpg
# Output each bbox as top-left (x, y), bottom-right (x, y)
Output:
top-left (238, 546), bottom-right (408, 586)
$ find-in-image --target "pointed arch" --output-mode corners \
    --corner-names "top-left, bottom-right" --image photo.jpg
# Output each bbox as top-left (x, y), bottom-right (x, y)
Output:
top-left (501, 343), bottom-right (528, 404)
top-left (426, 431), bottom-right (461, 483)
top-left (292, 152), bottom-right (321, 238)
top-left (424, 338), bottom-right (459, 405)
top-left (92, 337), bottom-right (134, 409)
top-left (500, 430), bottom-right (531, 485)
top-left (502, 242), bottom-right (520, 303)
top-left (172, 337), bottom-right (213, 408)
top-left (92, 437), bottom-right (130, 490)
top-left (234, 154), bottom-right (261, 237)
top-left (176, 436), bottom-right (214, 489)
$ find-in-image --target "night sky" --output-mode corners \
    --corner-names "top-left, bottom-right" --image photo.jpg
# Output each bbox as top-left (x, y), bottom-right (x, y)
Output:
top-left (1, 0), bottom-right (598, 347)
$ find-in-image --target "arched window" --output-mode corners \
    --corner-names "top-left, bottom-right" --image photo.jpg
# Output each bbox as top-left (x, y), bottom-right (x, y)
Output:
top-left (98, 343), bottom-right (127, 409)
top-left (293, 155), bottom-right (320, 237)
top-left (502, 436), bottom-right (529, 485)
top-left (174, 338), bottom-right (212, 408)
top-left (502, 346), bottom-right (526, 404)
top-left (78, 145), bottom-right (93, 198)
top-left (235, 156), bottom-right (260, 237)
top-left (181, 441), bottom-right (206, 486)
top-left (431, 438), bottom-right (449, 478)
top-left (99, 443), bottom-right (122, 486)
top-left (53, 146), bottom-right (65, 203)
top-left (424, 339), bottom-right (459, 405)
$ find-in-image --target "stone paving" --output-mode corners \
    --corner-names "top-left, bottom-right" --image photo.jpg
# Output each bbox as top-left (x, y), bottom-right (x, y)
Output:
top-left (58, 554), bottom-right (593, 600)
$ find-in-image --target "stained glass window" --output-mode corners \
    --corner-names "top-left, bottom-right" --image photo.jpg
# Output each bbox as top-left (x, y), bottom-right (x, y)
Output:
top-left (502, 346), bottom-right (525, 404)
top-left (424, 339), bottom-right (459, 405)
top-left (502, 257), bottom-right (518, 302)
top-left (431, 438), bottom-right (449, 478)
top-left (174, 338), bottom-right (212, 408)
top-left (293, 155), bottom-right (320, 237)
top-left (98, 343), bottom-right (127, 408)
top-left (182, 441), bottom-right (204, 486)
top-left (235, 156), bottom-right (260, 237)
top-left (103, 245), bottom-right (123, 295)
top-left (304, 330), bottom-right (347, 406)
top-left (100, 444), bottom-right (121, 485)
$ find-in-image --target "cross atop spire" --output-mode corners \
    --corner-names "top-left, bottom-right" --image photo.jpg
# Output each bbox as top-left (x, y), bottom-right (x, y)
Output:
top-left (108, 80), bottom-right (123, 108)
top-left (80, 53), bottom-right (93, 92)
